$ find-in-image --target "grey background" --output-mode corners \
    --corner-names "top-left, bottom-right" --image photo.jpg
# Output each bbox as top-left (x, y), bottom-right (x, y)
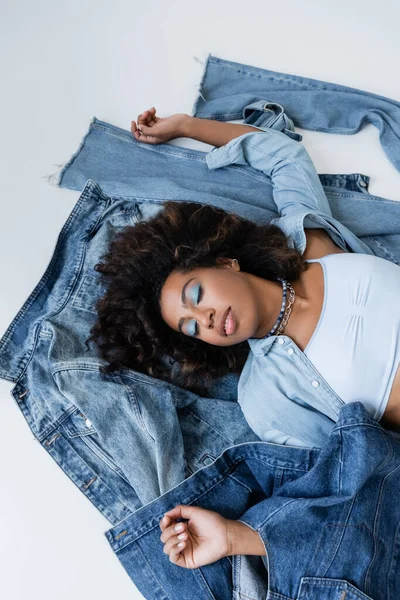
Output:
top-left (0, 1), bottom-right (399, 598)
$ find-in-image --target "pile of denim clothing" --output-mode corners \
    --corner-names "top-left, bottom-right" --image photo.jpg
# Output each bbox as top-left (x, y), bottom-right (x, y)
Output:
top-left (0, 55), bottom-right (400, 599)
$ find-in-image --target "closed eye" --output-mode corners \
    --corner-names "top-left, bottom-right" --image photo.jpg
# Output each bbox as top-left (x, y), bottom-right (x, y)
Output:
top-left (179, 283), bottom-right (203, 337)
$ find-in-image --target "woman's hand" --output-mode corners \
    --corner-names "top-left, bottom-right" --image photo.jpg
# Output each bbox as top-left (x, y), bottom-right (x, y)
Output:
top-left (159, 505), bottom-right (230, 569)
top-left (131, 107), bottom-right (189, 144)
top-left (159, 504), bottom-right (266, 569)
top-left (131, 108), bottom-right (260, 147)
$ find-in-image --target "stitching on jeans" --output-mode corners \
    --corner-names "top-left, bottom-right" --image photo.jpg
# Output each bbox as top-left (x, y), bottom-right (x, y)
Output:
top-left (365, 461), bottom-right (400, 591)
top-left (208, 58), bottom-right (320, 90)
top-left (245, 140), bottom-right (327, 212)
top-left (365, 236), bottom-right (399, 265)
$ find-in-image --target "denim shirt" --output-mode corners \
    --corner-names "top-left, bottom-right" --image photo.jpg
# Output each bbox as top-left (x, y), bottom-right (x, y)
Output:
top-left (207, 129), bottom-right (378, 447)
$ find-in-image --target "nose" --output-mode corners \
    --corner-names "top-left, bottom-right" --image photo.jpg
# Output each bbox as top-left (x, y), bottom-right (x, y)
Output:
top-left (197, 307), bottom-right (215, 330)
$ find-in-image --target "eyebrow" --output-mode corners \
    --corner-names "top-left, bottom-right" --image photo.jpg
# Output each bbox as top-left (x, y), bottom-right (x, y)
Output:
top-left (178, 277), bottom-right (196, 334)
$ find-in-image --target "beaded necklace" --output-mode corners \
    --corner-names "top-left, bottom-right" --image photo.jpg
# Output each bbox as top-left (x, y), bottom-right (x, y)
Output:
top-left (263, 279), bottom-right (296, 338)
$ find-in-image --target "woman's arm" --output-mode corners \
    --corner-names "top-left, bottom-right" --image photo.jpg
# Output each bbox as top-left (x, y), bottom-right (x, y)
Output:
top-left (132, 109), bottom-right (332, 217)
top-left (132, 109), bottom-right (372, 256)
top-left (131, 108), bottom-right (259, 146)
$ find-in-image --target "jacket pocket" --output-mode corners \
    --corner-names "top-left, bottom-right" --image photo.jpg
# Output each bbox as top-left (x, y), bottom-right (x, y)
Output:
top-left (62, 408), bottom-right (130, 482)
top-left (297, 577), bottom-right (374, 599)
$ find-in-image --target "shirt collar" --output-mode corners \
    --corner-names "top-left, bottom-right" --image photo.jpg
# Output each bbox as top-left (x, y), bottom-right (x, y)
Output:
top-left (247, 335), bottom-right (278, 356)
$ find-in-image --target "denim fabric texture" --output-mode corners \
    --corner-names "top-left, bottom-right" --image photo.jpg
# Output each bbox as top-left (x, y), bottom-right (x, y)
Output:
top-left (105, 403), bottom-right (400, 600)
top-left (1, 56), bottom-right (400, 597)
top-left (195, 55), bottom-right (400, 173)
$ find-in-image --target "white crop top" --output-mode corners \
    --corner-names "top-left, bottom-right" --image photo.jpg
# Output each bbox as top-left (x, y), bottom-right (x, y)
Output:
top-left (304, 253), bottom-right (400, 421)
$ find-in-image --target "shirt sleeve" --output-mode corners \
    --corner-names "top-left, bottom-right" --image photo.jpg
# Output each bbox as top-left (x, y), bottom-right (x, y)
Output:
top-left (206, 130), bottom-right (373, 256)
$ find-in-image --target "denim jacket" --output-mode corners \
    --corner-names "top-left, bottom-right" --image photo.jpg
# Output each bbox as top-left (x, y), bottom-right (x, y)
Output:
top-left (105, 403), bottom-right (400, 600)
top-left (1, 55), bottom-right (400, 598)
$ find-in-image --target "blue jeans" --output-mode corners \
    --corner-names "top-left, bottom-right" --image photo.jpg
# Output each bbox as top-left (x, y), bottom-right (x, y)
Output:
top-left (105, 403), bottom-right (400, 600)
top-left (195, 55), bottom-right (400, 174)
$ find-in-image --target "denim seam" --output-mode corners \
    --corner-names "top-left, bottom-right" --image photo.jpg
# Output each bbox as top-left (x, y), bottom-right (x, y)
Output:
top-left (208, 56), bottom-right (400, 105)
top-left (118, 374), bottom-right (156, 442)
top-left (42, 430), bottom-right (128, 524)
top-left (332, 421), bottom-right (391, 436)
top-left (123, 540), bottom-right (171, 600)
top-left (227, 473), bottom-right (254, 494)
top-left (52, 362), bottom-right (105, 375)
top-left (76, 434), bottom-right (131, 483)
top-left (108, 453), bottom-right (309, 550)
top-left (0, 184), bottom-right (102, 356)
top-left (320, 496), bottom-right (357, 576)
top-left (365, 460), bottom-right (400, 594)
top-left (208, 58), bottom-right (321, 90)
top-left (325, 190), bottom-right (400, 204)
top-left (51, 367), bottom-right (157, 442)
top-left (1, 186), bottom-right (111, 385)
top-left (244, 140), bottom-right (327, 213)
top-left (184, 407), bottom-right (233, 444)
top-left (251, 499), bottom-right (298, 531)
top-left (34, 405), bottom-right (78, 442)
top-left (387, 521), bottom-right (400, 599)
top-left (365, 235), bottom-right (400, 265)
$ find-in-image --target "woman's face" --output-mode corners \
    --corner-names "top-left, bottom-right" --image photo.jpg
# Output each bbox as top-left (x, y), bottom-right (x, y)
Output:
top-left (159, 261), bottom-right (261, 347)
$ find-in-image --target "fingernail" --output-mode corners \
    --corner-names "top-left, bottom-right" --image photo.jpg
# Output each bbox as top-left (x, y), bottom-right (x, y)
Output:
top-left (175, 524), bottom-right (184, 532)
top-left (177, 533), bottom-right (185, 540)
top-left (178, 542), bottom-right (185, 547)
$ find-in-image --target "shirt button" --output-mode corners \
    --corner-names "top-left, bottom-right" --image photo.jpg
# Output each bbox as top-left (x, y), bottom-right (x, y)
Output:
top-left (311, 380), bottom-right (320, 388)
top-left (359, 179), bottom-right (367, 188)
top-left (278, 338), bottom-right (285, 345)
top-left (85, 418), bottom-right (92, 428)
top-left (287, 348), bottom-right (294, 356)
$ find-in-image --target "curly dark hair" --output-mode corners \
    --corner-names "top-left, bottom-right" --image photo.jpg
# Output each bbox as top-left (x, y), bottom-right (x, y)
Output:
top-left (88, 201), bottom-right (305, 395)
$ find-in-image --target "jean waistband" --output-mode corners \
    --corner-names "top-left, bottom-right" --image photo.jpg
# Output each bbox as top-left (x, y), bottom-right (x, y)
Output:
top-left (319, 173), bottom-right (370, 192)
top-left (0, 180), bottom-right (110, 383)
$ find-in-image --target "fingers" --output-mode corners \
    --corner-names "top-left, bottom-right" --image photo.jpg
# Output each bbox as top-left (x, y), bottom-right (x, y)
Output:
top-left (130, 120), bottom-right (141, 140)
top-left (160, 520), bottom-right (187, 543)
top-left (159, 515), bottom-right (171, 532)
top-left (160, 521), bottom-right (188, 560)
top-left (163, 504), bottom-right (194, 521)
top-left (131, 107), bottom-right (158, 144)
top-left (137, 107), bottom-right (156, 128)
top-left (130, 120), bottom-right (155, 144)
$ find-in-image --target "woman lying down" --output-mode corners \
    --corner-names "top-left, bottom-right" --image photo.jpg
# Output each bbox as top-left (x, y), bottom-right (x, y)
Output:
top-left (90, 108), bottom-right (400, 569)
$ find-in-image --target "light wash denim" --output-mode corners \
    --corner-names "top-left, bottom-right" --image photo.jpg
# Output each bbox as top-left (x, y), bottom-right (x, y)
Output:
top-left (195, 55), bottom-right (400, 173)
top-left (1, 56), bottom-right (400, 597)
top-left (106, 403), bottom-right (400, 600)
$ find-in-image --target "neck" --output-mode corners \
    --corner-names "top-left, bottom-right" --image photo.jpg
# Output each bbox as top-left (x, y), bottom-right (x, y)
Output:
top-left (249, 275), bottom-right (287, 339)
top-left (248, 269), bottom-right (311, 340)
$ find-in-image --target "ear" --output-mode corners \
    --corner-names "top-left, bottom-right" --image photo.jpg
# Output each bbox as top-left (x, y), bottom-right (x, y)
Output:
top-left (215, 257), bottom-right (240, 271)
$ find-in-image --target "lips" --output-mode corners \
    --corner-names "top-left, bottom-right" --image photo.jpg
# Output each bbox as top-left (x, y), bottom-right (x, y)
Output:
top-left (216, 307), bottom-right (231, 337)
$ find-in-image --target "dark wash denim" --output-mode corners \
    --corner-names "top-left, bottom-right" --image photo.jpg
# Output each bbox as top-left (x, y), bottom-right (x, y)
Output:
top-left (0, 57), bottom-right (400, 597)
top-left (105, 403), bottom-right (400, 600)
